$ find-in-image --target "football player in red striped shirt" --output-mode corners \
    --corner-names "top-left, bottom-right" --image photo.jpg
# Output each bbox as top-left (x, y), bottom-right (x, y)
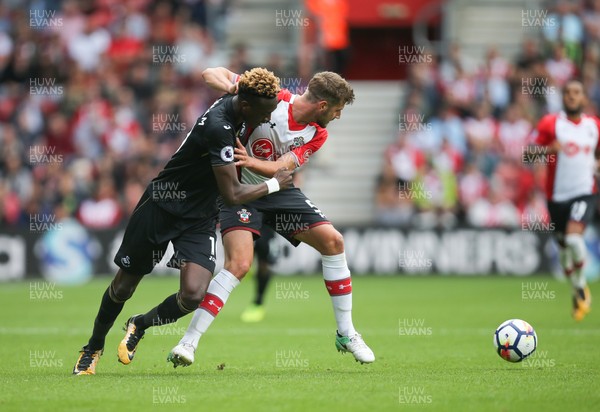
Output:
top-left (167, 68), bottom-right (375, 367)
top-left (534, 79), bottom-right (600, 321)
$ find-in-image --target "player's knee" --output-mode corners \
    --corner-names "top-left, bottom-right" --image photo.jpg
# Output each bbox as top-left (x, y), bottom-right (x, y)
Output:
top-left (321, 230), bottom-right (345, 255)
top-left (111, 281), bottom-right (136, 302)
top-left (179, 286), bottom-right (206, 308)
top-left (224, 259), bottom-right (252, 279)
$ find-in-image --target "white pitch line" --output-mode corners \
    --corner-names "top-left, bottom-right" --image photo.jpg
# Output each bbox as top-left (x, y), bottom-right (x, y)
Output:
top-left (1, 327), bottom-right (599, 336)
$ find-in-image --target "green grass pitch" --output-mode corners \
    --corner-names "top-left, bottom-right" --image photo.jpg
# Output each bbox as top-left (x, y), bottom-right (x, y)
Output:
top-left (0, 275), bottom-right (599, 411)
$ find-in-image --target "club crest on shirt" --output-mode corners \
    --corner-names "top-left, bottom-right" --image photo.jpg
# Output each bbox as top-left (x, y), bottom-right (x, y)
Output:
top-left (288, 136), bottom-right (305, 151)
top-left (237, 208), bottom-right (252, 223)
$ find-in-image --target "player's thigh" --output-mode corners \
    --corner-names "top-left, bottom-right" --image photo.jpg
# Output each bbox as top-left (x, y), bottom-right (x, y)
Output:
top-left (114, 192), bottom-right (172, 276)
top-left (172, 217), bottom-right (218, 275)
top-left (566, 195), bottom-right (596, 234)
top-left (293, 223), bottom-right (343, 255)
top-left (219, 204), bottom-right (262, 277)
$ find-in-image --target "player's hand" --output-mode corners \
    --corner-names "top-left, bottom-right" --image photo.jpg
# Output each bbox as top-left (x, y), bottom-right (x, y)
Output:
top-left (234, 138), bottom-right (254, 167)
top-left (228, 82), bottom-right (239, 95)
top-left (274, 167), bottom-right (294, 190)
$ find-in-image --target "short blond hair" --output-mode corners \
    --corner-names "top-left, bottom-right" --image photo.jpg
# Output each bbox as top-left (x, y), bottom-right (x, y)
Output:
top-left (238, 68), bottom-right (280, 98)
top-left (307, 72), bottom-right (355, 105)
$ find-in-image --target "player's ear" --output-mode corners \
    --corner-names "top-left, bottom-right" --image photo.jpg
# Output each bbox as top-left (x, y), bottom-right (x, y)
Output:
top-left (239, 99), bottom-right (251, 113)
top-left (318, 100), bottom-right (328, 112)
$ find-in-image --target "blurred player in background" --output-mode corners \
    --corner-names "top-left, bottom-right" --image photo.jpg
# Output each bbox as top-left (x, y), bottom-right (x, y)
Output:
top-left (72, 68), bottom-right (293, 375)
top-left (533, 79), bottom-right (600, 321)
top-left (167, 67), bottom-right (375, 368)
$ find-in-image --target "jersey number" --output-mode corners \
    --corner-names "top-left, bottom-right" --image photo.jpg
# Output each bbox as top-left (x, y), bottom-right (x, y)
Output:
top-left (305, 199), bottom-right (326, 219)
top-left (570, 201), bottom-right (587, 221)
top-left (209, 236), bottom-right (216, 257)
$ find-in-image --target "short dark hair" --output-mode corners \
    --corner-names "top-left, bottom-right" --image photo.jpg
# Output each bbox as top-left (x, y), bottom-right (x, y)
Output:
top-left (306, 72), bottom-right (355, 106)
top-left (563, 78), bottom-right (585, 95)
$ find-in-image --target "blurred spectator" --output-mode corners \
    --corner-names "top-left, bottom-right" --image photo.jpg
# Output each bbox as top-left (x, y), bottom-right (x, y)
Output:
top-left (542, 0), bottom-right (585, 64)
top-left (77, 176), bottom-right (122, 228)
top-left (374, 176), bottom-right (414, 226)
top-left (412, 160), bottom-right (458, 229)
top-left (583, 0), bottom-right (600, 43)
top-left (67, 15), bottom-right (111, 72)
top-left (383, 133), bottom-right (426, 184)
top-left (482, 46), bottom-right (512, 115)
top-left (545, 43), bottom-right (576, 87)
top-left (427, 104), bottom-right (467, 155)
top-left (467, 184), bottom-right (520, 228)
top-left (463, 102), bottom-right (499, 176)
top-left (496, 104), bottom-right (532, 160)
top-left (458, 162), bottom-right (488, 213)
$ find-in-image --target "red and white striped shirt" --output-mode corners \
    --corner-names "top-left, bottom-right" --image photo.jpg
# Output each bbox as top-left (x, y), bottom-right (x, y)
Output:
top-left (241, 89), bottom-right (327, 184)
top-left (535, 112), bottom-right (600, 202)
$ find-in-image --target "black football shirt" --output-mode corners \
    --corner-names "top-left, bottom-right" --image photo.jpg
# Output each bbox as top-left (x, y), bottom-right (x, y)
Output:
top-left (147, 95), bottom-right (246, 219)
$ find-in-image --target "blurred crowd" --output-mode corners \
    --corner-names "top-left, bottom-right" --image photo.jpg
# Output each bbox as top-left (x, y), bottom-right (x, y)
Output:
top-left (0, 0), bottom-right (351, 230)
top-left (376, 0), bottom-right (600, 228)
top-left (0, 0), bottom-right (266, 229)
top-left (3, 0), bottom-right (600, 230)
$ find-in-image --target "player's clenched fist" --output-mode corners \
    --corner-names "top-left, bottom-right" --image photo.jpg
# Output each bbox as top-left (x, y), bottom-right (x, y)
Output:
top-left (273, 168), bottom-right (293, 190)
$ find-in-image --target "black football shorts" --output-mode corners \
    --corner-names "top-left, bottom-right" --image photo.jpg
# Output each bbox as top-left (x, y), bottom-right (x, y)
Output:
top-left (219, 188), bottom-right (331, 246)
top-left (114, 192), bottom-right (218, 275)
top-left (547, 194), bottom-right (597, 236)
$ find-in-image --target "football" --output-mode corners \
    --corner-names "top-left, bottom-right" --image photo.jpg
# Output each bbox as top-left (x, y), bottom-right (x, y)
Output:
top-left (494, 319), bottom-right (537, 362)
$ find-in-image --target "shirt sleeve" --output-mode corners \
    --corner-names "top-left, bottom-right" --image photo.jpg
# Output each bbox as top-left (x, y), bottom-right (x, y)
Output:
top-left (535, 114), bottom-right (556, 146)
top-left (208, 124), bottom-right (236, 167)
top-left (277, 89), bottom-right (293, 102)
top-left (290, 127), bottom-right (328, 167)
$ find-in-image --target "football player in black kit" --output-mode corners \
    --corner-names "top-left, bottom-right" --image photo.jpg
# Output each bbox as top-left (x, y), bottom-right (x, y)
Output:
top-left (73, 68), bottom-right (293, 375)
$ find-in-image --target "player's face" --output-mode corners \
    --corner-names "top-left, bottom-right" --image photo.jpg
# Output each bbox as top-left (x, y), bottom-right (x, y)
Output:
top-left (562, 82), bottom-right (586, 116)
top-left (242, 97), bottom-right (278, 128)
top-left (315, 102), bottom-right (345, 128)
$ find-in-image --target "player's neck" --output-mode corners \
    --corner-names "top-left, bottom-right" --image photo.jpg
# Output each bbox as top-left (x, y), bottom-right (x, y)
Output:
top-left (566, 112), bottom-right (582, 123)
top-left (291, 95), bottom-right (313, 125)
top-left (231, 96), bottom-right (245, 127)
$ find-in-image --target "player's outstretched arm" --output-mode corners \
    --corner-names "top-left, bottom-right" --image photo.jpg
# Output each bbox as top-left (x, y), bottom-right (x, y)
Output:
top-left (213, 163), bottom-right (293, 205)
top-left (234, 138), bottom-right (296, 177)
top-left (202, 67), bottom-right (239, 94)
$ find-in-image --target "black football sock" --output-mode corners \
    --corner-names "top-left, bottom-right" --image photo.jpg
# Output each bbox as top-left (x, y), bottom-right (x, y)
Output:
top-left (254, 267), bottom-right (272, 306)
top-left (87, 284), bottom-right (126, 351)
top-left (134, 293), bottom-right (195, 331)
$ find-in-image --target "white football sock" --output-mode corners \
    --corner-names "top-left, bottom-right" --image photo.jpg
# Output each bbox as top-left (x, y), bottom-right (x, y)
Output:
top-left (179, 269), bottom-right (240, 349)
top-left (565, 233), bottom-right (587, 289)
top-left (322, 253), bottom-right (356, 337)
top-left (558, 246), bottom-right (573, 277)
